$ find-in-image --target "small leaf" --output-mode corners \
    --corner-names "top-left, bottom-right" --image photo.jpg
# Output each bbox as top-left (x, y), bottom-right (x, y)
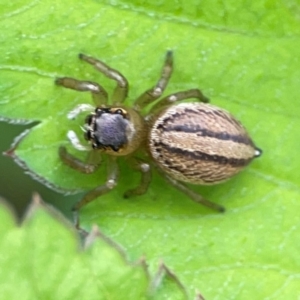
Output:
top-left (0, 198), bottom-right (188, 299)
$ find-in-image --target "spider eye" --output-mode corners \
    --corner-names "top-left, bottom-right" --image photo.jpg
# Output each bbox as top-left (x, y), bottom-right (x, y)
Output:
top-left (110, 107), bottom-right (127, 117)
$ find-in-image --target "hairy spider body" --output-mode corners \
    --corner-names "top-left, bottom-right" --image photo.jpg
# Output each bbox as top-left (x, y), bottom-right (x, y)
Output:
top-left (55, 51), bottom-right (261, 227)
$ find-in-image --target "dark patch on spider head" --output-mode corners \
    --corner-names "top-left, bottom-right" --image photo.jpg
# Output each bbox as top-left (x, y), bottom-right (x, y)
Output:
top-left (85, 108), bottom-right (129, 152)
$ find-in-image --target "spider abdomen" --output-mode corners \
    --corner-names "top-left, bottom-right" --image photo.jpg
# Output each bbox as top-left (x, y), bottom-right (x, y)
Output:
top-left (148, 102), bottom-right (261, 185)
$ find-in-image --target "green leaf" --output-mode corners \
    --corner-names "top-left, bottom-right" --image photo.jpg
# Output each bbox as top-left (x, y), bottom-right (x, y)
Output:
top-left (0, 197), bottom-right (187, 299)
top-left (1, 0), bottom-right (300, 299)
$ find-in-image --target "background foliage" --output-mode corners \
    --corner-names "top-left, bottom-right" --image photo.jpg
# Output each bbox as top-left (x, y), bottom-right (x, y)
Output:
top-left (0, 0), bottom-right (299, 299)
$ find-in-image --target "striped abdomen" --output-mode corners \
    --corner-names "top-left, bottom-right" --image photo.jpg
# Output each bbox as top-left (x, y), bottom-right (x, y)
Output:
top-left (148, 102), bottom-right (261, 185)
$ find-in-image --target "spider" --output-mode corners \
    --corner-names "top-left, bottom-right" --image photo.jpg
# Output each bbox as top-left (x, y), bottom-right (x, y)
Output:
top-left (56, 51), bottom-right (261, 227)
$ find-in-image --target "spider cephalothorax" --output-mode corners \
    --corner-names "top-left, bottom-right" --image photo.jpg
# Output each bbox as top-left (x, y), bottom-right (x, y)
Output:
top-left (84, 107), bottom-right (131, 152)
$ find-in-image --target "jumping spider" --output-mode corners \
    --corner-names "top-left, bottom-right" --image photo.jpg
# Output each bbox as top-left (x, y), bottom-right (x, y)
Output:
top-left (56, 51), bottom-right (261, 227)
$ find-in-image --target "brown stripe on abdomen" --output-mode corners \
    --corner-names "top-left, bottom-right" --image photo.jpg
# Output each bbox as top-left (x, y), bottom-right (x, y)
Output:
top-left (157, 141), bottom-right (251, 167)
top-left (161, 123), bottom-right (254, 146)
top-left (155, 105), bottom-right (255, 147)
top-left (151, 141), bottom-right (252, 184)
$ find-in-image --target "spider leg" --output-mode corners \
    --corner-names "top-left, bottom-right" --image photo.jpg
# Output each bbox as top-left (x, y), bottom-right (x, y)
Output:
top-left (72, 156), bottom-right (119, 228)
top-left (55, 77), bottom-right (108, 106)
top-left (66, 104), bottom-right (94, 120)
top-left (134, 51), bottom-right (173, 111)
top-left (162, 173), bottom-right (225, 212)
top-left (59, 146), bottom-right (100, 173)
top-left (123, 157), bottom-right (152, 198)
top-left (148, 88), bottom-right (209, 114)
top-left (79, 53), bottom-right (129, 104)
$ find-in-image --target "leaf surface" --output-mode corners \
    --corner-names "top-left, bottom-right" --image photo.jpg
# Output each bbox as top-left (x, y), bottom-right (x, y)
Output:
top-left (0, 1), bottom-right (299, 299)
